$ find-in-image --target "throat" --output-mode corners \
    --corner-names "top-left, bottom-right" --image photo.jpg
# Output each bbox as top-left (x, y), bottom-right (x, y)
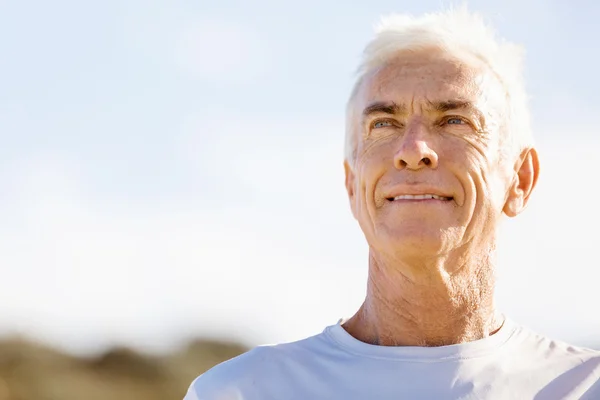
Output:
top-left (344, 253), bottom-right (499, 347)
top-left (346, 301), bottom-right (502, 347)
top-left (356, 304), bottom-right (499, 347)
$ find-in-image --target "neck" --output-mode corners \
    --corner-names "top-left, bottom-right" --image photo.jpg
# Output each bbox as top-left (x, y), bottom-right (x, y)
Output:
top-left (343, 245), bottom-right (502, 347)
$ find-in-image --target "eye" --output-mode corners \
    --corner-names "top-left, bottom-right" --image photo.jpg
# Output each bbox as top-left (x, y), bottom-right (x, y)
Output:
top-left (372, 120), bottom-right (393, 129)
top-left (445, 117), bottom-right (466, 125)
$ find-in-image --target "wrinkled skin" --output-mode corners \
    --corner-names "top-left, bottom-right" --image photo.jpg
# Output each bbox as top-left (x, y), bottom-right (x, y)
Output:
top-left (343, 48), bottom-right (539, 346)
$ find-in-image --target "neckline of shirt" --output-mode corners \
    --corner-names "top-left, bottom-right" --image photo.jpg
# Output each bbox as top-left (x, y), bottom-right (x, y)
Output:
top-left (323, 316), bottom-right (519, 362)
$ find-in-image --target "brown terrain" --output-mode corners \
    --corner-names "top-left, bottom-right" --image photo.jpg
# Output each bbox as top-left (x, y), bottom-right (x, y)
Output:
top-left (0, 337), bottom-right (247, 400)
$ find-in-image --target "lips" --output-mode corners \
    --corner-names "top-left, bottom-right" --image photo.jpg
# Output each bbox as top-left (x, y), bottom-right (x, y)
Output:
top-left (383, 184), bottom-right (456, 203)
top-left (391, 194), bottom-right (453, 201)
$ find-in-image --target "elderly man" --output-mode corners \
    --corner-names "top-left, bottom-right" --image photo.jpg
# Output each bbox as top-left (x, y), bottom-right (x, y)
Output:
top-left (184, 9), bottom-right (600, 400)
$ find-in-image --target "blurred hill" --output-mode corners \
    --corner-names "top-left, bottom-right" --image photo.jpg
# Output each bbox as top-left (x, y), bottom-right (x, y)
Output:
top-left (0, 337), bottom-right (596, 399)
top-left (0, 337), bottom-right (247, 400)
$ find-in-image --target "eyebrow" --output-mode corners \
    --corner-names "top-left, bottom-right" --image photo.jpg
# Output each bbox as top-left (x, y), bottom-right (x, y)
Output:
top-left (362, 101), bottom-right (407, 117)
top-left (362, 100), bottom-right (480, 116)
top-left (428, 100), bottom-right (486, 129)
top-left (427, 100), bottom-right (475, 113)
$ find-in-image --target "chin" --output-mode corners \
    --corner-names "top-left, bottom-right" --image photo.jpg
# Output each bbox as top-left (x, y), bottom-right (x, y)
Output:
top-left (373, 224), bottom-right (461, 258)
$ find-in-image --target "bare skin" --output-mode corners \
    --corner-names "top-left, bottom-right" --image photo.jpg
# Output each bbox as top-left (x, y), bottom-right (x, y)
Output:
top-left (342, 48), bottom-right (539, 347)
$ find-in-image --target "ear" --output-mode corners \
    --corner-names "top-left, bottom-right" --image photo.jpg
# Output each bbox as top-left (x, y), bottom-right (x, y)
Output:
top-left (503, 147), bottom-right (540, 217)
top-left (344, 160), bottom-right (358, 219)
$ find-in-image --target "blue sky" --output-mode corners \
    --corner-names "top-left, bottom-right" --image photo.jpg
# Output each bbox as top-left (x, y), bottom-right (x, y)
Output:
top-left (0, 0), bottom-right (599, 355)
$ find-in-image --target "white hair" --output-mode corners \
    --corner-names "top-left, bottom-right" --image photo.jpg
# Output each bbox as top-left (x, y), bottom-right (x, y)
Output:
top-left (344, 7), bottom-right (533, 163)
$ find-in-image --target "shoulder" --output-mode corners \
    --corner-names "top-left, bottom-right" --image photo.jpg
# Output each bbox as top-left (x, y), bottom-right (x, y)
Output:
top-left (184, 330), bottom-right (335, 400)
top-left (511, 322), bottom-right (600, 367)
top-left (183, 346), bottom-right (272, 400)
top-left (515, 327), bottom-right (600, 396)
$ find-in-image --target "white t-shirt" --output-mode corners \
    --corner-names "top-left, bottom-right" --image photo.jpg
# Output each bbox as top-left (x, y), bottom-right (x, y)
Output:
top-left (183, 318), bottom-right (600, 400)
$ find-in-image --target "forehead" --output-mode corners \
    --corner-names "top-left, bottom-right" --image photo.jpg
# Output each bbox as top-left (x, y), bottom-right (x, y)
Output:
top-left (356, 50), bottom-right (502, 112)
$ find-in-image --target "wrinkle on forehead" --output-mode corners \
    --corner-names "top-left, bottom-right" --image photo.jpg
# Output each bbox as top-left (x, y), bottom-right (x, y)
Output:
top-left (372, 59), bottom-right (478, 104)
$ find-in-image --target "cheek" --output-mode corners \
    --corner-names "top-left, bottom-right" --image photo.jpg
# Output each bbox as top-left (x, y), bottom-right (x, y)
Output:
top-left (351, 149), bottom-right (390, 225)
top-left (350, 159), bottom-right (374, 209)
top-left (356, 141), bottom-right (394, 184)
top-left (447, 128), bottom-right (500, 172)
top-left (468, 157), bottom-right (509, 214)
top-left (359, 135), bottom-right (397, 161)
top-left (457, 131), bottom-right (494, 159)
top-left (442, 138), bottom-right (497, 208)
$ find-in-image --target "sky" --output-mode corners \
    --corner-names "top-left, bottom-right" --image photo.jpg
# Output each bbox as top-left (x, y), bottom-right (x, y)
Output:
top-left (0, 0), bottom-right (599, 356)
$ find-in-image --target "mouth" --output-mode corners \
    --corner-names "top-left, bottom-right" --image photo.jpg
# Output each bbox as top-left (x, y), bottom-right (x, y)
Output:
top-left (387, 194), bottom-right (453, 201)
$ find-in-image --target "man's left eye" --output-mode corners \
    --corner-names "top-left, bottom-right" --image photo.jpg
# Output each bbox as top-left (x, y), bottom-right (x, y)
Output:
top-left (446, 117), bottom-right (465, 125)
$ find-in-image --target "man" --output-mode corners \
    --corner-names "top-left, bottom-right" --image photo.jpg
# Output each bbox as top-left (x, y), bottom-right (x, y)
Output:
top-left (184, 8), bottom-right (600, 400)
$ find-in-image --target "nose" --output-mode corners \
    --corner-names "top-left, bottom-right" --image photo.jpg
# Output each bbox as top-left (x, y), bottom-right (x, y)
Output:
top-left (393, 123), bottom-right (439, 170)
